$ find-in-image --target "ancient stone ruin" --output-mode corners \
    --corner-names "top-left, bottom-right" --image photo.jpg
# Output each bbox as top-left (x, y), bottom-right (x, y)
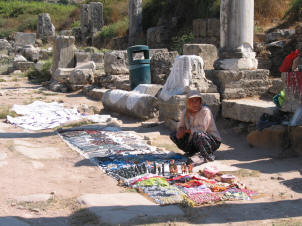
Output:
top-left (158, 55), bottom-right (220, 130)
top-left (192, 18), bottom-right (220, 47)
top-left (128, 0), bottom-right (143, 45)
top-left (80, 2), bottom-right (103, 44)
top-left (37, 13), bottom-right (55, 39)
top-left (214, 0), bottom-right (258, 70)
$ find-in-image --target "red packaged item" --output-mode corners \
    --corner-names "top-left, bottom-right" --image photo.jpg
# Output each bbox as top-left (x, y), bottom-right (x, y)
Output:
top-left (203, 166), bottom-right (219, 178)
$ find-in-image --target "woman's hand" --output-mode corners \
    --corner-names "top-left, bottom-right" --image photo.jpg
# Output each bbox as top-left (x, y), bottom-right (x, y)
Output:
top-left (176, 127), bottom-right (185, 139)
top-left (176, 127), bottom-right (191, 139)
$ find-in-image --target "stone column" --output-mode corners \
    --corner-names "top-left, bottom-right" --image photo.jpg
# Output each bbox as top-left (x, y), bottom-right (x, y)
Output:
top-left (128, 0), bottom-right (143, 45)
top-left (50, 36), bottom-right (75, 74)
top-left (37, 13), bottom-right (55, 39)
top-left (214, 0), bottom-right (258, 70)
top-left (80, 3), bottom-right (103, 44)
top-left (90, 2), bottom-right (103, 34)
top-left (80, 4), bottom-right (90, 43)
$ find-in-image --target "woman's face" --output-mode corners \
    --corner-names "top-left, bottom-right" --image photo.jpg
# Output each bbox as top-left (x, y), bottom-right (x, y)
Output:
top-left (187, 97), bottom-right (202, 112)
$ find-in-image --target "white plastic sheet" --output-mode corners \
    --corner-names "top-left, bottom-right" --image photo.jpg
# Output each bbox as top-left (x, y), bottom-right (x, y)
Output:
top-left (159, 55), bottom-right (205, 101)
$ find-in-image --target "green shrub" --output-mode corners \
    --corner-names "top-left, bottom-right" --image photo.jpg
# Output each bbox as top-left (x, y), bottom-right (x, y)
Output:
top-left (26, 59), bottom-right (52, 84)
top-left (171, 32), bottom-right (193, 54)
top-left (96, 16), bottom-right (128, 41)
top-left (284, 0), bottom-right (302, 23)
top-left (71, 20), bottom-right (80, 29)
top-left (0, 106), bottom-right (18, 119)
top-left (142, 0), bottom-right (220, 31)
top-left (83, 0), bottom-right (128, 24)
top-left (58, 0), bottom-right (69, 5)
top-left (17, 15), bottom-right (37, 32)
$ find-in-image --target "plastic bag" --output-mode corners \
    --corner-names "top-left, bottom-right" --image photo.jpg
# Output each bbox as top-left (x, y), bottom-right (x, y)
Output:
top-left (289, 105), bottom-right (302, 126)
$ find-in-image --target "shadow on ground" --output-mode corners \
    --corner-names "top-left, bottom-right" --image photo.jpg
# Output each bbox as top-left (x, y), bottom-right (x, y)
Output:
top-left (0, 131), bottom-right (56, 139)
top-left (281, 178), bottom-right (302, 194)
top-left (2, 199), bottom-right (302, 225)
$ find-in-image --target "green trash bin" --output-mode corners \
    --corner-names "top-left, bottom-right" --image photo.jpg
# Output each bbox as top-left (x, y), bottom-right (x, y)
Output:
top-left (127, 45), bottom-right (151, 90)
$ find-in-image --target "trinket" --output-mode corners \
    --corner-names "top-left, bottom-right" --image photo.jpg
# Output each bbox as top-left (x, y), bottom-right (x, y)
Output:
top-left (221, 174), bottom-right (236, 184)
top-left (187, 163), bottom-right (193, 174)
top-left (181, 163), bottom-right (187, 174)
top-left (169, 160), bottom-right (178, 175)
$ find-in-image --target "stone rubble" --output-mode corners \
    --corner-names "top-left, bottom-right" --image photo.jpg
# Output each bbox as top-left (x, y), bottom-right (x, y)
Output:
top-left (14, 32), bottom-right (36, 47)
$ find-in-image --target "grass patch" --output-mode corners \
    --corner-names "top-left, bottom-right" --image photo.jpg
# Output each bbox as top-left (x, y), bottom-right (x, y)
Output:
top-left (171, 32), bottom-right (193, 54)
top-left (35, 90), bottom-right (58, 96)
top-left (0, 0), bottom-right (77, 38)
top-left (55, 119), bottom-right (96, 131)
top-left (272, 219), bottom-right (302, 226)
top-left (232, 169), bottom-right (261, 178)
top-left (16, 197), bottom-right (81, 213)
top-left (283, 0), bottom-right (302, 24)
top-left (0, 78), bottom-right (5, 82)
top-left (255, 0), bottom-right (290, 25)
top-left (94, 16), bottom-right (128, 48)
top-left (26, 59), bottom-right (52, 84)
top-left (0, 106), bottom-right (18, 119)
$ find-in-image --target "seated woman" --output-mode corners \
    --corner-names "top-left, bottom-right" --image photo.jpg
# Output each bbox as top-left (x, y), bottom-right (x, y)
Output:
top-left (170, 90), bottom-right (221, 163)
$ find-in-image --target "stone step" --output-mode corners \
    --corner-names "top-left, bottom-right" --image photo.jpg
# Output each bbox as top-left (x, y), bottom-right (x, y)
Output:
top-left (222, 98), bottom-right (275, 123)
top-left (82, 86), bottom-right (109, 100)
top-left (221, 87), bottom-right (269, 99)
top-left (206, 69), bottom-right (271, 99)
top-left (224, 79), bottom-right (270, 89)
top-left (239, 79), bottom-right (271, 88)
top-left (206, 69), bottom-right (269, 82)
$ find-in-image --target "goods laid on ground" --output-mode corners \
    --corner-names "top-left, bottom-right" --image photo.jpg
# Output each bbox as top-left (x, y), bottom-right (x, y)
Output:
top-left (58, 126), bottom-right (257, 206)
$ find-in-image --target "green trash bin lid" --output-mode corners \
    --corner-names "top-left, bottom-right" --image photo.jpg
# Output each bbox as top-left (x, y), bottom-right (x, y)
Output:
top-left (127, 45), bottom-right (150, 65)
top-left (127, 45), bottom-right (149, 52)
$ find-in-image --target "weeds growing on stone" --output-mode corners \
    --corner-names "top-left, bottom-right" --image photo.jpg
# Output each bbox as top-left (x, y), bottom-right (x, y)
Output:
top-left (26, 59), bottom-right (52, 84)
top-left (0, 106), bottom-right (18, 119)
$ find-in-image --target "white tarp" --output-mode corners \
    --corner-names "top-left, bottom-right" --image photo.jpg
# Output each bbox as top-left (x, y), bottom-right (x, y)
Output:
top-left (159, 55), bottom-right (205, 101)
top-left (7, 101), bottom-right (115, 130)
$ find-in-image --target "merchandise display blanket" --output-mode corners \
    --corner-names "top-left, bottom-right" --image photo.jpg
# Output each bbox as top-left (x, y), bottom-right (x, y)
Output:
top-left (58, 125), bottom-right (257, 206)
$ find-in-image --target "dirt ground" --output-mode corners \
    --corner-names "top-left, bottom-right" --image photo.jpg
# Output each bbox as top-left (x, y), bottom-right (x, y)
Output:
top-left (0, 74), bottom-right (302, 226)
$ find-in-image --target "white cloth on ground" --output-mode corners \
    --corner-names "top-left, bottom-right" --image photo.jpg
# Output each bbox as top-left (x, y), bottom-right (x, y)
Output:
top-left (7, 101), bottom-right (115, 130)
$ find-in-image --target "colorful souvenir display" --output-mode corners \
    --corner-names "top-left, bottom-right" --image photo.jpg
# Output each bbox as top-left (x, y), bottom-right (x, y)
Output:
top-left (59, 126), bottom-right (257, 207)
